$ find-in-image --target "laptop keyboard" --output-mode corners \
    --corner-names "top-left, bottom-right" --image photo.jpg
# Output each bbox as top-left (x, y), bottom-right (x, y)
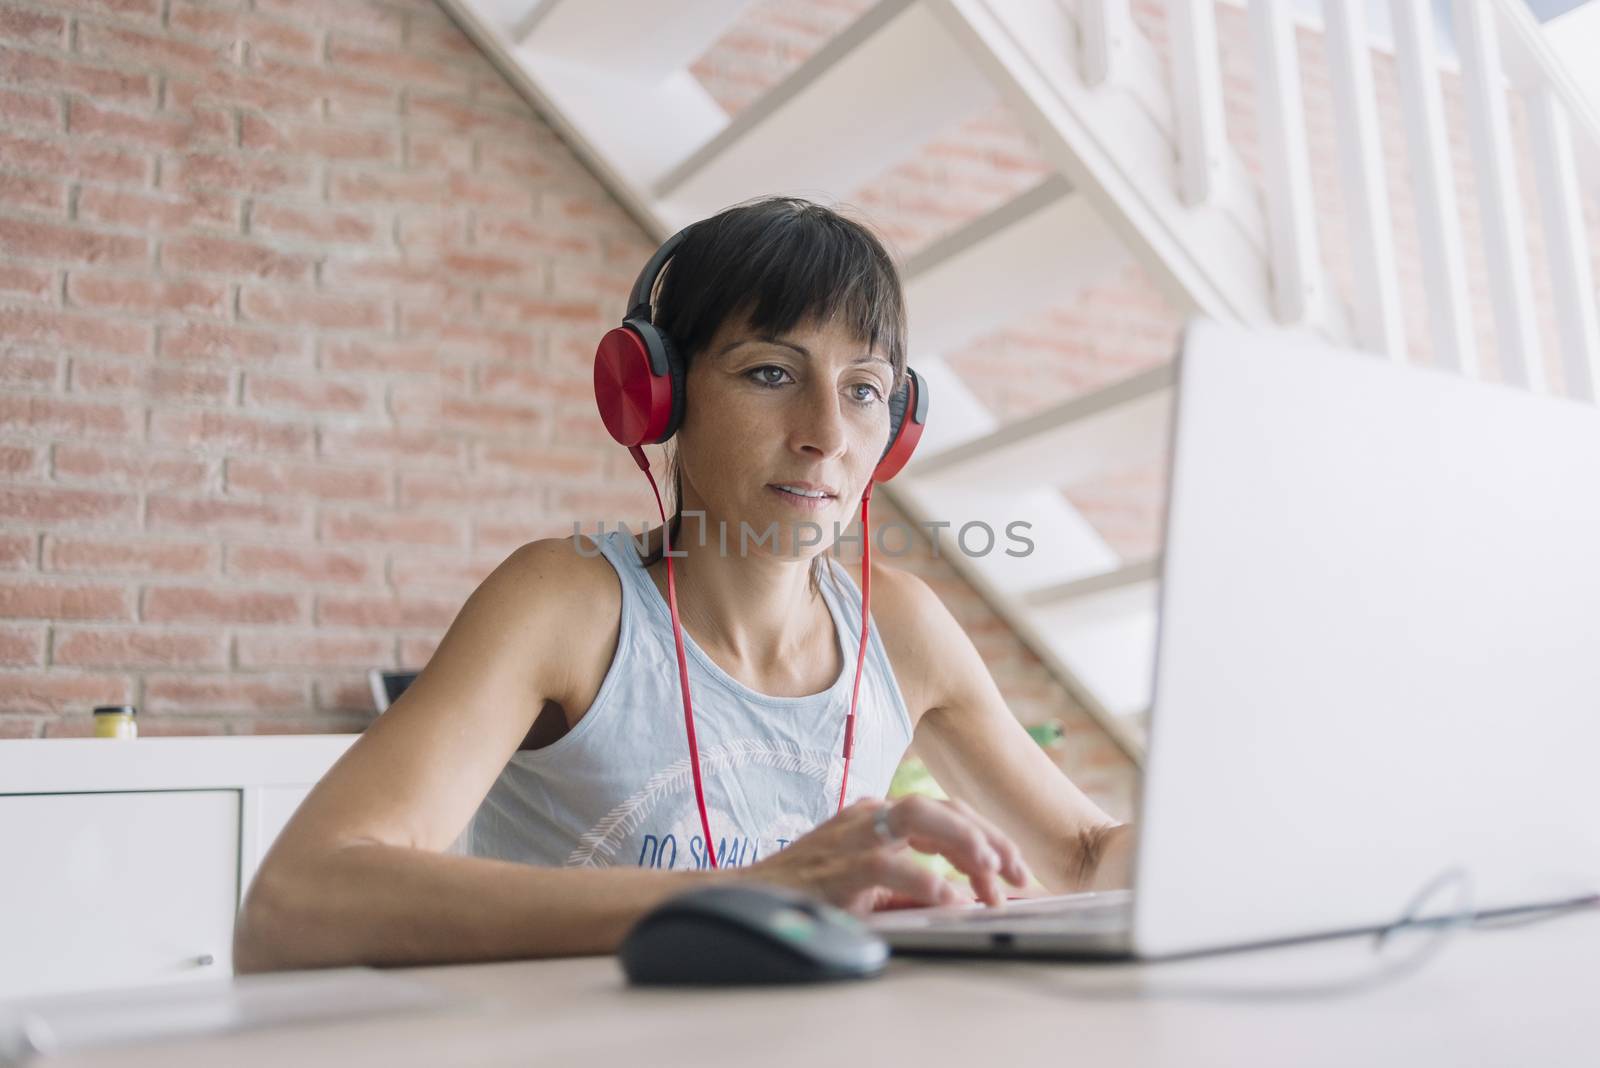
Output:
top-left (866, 888), bottom-right (1133, 933)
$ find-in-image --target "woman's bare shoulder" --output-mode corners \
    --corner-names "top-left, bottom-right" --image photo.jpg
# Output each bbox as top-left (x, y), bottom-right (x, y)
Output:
top-left (504, 534), bottom-right (624, 713)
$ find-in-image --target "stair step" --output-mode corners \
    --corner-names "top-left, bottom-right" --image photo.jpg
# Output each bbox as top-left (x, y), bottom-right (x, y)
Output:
top-left (910, 361), bottom-right (1174, 492)
top-left (653, 0), bottom-right (996, 221)
top-left (903, 174), bottom-right (1130, 355)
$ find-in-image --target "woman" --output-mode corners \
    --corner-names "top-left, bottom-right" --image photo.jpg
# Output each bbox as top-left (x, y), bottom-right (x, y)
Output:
top-left (234, 197), bottom-right (1132, 972)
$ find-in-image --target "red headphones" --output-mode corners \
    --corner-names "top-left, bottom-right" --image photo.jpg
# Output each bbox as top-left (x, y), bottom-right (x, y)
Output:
top-left (592, 221), bottom-right (928, 869)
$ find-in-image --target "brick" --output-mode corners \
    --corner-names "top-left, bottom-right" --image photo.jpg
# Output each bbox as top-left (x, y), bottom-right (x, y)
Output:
top-left (403, 131), bottom-right (471, 171)
top-left (249, 200), bottom-right (377, 244)
top-left (145, 494), bottom-right (307, 537)
top-left (0, 578), bottom-right (133, 620)
top-left (0, 445), bottom-right (42, 479)
top-left (480, 291), bottom-right (606, 329)
top-left (387, 552), bottom-right (500, 591)
top-left (0, 86), bottom-right (60, 129)
top-left (476, 442), bottom-right (606, 482)
top-left (397, 471), bottom-right (552, 512)
top-left (315, 592), bottom-right (460, 629)
top-left (0, 302), bottom-right (153, 356)
top-left (238, 112), bottom-right (399, 163)
top-left (77, 21), bottom-right (236, 74)
top-left (159, 233), bottom-right (312, 282)
top-left (0, 393), bottom-right (137, 438)
top-left (475, 517), bottom-right (570, 556)
top-left (67, 272), bottom-right (229, 318)
top-left (328, 168), bottom-right (448, 205)
top-left (0, 44), bottom-right (155, 106)
top-left (166, 152), bottom-right (315, 196)
top-left (320, 337), bottom-right (468, 381)
top-left (0, 350), bottom-right (56, 387)
top-left (225, 457), bottom-right (388, 503)
top-left (391, 388), bottom-right (546, 434)
top-left (317, 425), bottom-right (466, 467)
top-left (405, 12), bottom-right (480, 65)
top-left (143, 672), bottom-right (309, 713)
top-left (168, 1), bottom-right (319, 61)
top-left (406, 92), bottom-right (530, 138)
top-left (78, 186), bottom-right (236, 230)
top-left (0, 173), bottom-right (67, 214)
top-left (143, 584), bottom-right (303, 625)
top-left (243, 372), bottom-right (375, 415)
top-left (0, 6), bottom-right (66, 47)
top-left (239, 286), bottom-right (387, 331)
top-left (473, 214), bottom-right (600, 258)
top-left (0, 671), bottom-right (131, 714)
top-left (0, 262), bottom-right (55, 299)
top-left (45, 535), bottom-right (213, 576)
top-left (237, 630), bottom-right (389, 669)
top-left (166, 67), bottom-right (319, 116)
top-left (250, 57), bottom-right (397, 115)
top-left (72, 361), bottom-right (233, 404)
top-left (160, 320), bottom-right (309, 367)
top-left (0, 216), bottom-right (149, 267)
top-left (0, 623), bottom-right (45, 666)
top-left (148, 408), bottom-right (313, 455)
top-left (54, 627), bottom-right (228, 668)
top-left (226, 544), bottom-right (374, 585)
top-left (252, 0), bottom-right (404, 45)
top-left (44, 0), bottom-right (161, 19)
top-left (0, 484), bottom-right (140, 529)
top-left (68, 99), bottom-right (230, 151)
top-left (326, 35), bottom-right (462, 92)
top-left (398, 635), bottom-right (438, 666)
top-left (318, 508), bottom-right (465, 548)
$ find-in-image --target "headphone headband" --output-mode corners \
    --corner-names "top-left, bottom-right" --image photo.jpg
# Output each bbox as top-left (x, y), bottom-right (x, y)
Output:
top-left (625, 224), bottom-right (694, 322)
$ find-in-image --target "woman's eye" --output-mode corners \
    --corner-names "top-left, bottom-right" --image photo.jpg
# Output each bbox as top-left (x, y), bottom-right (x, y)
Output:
top-left (748, 366), bottom-right (791, 387)
top-left (852, 383), bottom-right (884, 405)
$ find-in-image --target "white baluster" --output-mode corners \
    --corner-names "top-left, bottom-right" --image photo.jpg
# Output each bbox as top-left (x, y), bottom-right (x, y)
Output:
top-left (1323, 0), bottom-right (1405, 360)
top-left (1165, 0), bottom-right (1226, 207)
top-left (1079, 0), bottom-right (1130, 88)
top-left (1248, 0), bottom-right (1322, 324)
top-left (1455, 0), bottom-right (1544, 391)
top-left (1390, 0), bottom-right (1478, 377)
top-left (1525, 87), bottom-right (1600, 402)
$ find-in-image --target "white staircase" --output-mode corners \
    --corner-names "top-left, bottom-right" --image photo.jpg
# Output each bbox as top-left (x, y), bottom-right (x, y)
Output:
top-left (438, 0), bottom-right (1600, 761)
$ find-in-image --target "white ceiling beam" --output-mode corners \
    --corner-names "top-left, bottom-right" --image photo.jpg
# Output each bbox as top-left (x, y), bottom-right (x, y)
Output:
top-left (652, 0), bottom-right (996, 219)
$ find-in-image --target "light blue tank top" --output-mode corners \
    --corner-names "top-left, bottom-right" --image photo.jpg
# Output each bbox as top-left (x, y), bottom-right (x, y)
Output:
top-left (467, 527), bottom-right (915, 871)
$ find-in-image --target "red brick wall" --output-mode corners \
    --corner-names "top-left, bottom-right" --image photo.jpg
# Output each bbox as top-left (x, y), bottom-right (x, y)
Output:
top-left (0, 0), bottom-right (1136, 815)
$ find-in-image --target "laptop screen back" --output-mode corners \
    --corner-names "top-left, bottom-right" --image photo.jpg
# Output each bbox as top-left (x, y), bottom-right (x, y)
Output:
top-left (1133, 319), bottom-right (1600, 957)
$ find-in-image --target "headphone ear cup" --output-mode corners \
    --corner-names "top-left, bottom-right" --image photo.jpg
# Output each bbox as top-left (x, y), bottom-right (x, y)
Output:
top-left (873, 367), bottom-right (927, 483)
top-left (595, 321), bottom-right (678, 448)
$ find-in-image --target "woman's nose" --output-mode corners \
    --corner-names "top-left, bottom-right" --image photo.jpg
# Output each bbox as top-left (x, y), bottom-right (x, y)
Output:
top-left (792, 381), bottom-right (847, 458)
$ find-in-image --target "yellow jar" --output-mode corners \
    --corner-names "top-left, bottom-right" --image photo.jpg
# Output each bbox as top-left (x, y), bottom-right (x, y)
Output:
top-left (93, 704), bottom-right (137, 739)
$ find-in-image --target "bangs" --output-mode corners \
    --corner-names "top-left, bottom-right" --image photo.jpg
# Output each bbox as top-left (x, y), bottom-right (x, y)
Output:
top-left (651, 197), bottom-right (907, 390)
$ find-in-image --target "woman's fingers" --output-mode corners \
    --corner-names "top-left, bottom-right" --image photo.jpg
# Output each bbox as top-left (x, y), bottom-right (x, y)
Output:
top-left (859, 848), bottom-right (969, 909)
top-left (878, 796), bottom-right (1026, 903)
top-left (944, 797), bottom-right (1034, 889)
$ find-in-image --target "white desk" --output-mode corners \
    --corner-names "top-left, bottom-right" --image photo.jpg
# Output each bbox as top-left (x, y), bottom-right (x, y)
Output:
top-left (24, 905), bottom-right (1599, 1067)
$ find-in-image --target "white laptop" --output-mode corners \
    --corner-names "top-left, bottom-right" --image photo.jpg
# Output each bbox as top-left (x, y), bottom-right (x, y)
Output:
top-left (868, 317), bottom-right (1600, 959)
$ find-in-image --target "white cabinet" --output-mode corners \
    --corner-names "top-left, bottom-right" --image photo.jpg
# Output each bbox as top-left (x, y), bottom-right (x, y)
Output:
top-left (0, 791), bottom-right (240, 999)
top-left (0, 737), bottom-right (355, 1001)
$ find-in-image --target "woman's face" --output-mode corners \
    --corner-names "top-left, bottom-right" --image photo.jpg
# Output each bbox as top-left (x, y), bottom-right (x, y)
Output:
top-left (674, 312), bottom-right (896, 559)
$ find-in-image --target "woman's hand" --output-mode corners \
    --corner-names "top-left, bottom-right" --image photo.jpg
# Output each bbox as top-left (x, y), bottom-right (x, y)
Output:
top-left (735, 796), bottom-right (1034, 915)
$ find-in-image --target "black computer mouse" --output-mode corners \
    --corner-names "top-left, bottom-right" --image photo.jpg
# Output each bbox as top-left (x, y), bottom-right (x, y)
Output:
top-left (618, 882), bottom-right (889, 985)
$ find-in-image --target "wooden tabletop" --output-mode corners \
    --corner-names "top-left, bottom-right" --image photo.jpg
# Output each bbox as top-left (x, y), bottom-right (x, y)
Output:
top-left (31, 905), bottom-right (1600, 1068)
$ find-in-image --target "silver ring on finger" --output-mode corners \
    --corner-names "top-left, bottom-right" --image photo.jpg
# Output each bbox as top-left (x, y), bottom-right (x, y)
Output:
top-left (872, 803), bottom-right (901, 846)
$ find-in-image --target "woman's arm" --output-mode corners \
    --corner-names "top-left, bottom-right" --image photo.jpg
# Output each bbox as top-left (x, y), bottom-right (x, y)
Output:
top-left (874, 566), bottom-right (1134, 895)
top-left (234, 538), bottom-right (725, 971)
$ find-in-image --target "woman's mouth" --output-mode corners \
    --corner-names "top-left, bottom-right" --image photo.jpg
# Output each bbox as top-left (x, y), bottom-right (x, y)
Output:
top-left (768, 484), bottom-right (836, 511)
